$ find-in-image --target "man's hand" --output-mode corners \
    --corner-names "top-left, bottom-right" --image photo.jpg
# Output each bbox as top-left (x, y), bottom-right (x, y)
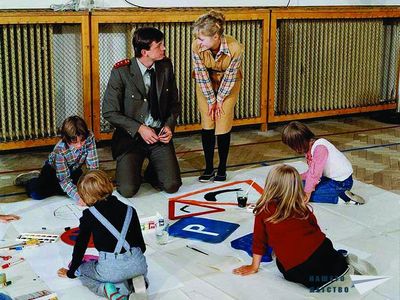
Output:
top-left (0, 214), bottom-right (20, 223)
top-left (57, 267), bottom-right (68, 278)
top-left (158, 126), bottom-right (173, 144)
top-left (138, 125), bottom-right (159, 144)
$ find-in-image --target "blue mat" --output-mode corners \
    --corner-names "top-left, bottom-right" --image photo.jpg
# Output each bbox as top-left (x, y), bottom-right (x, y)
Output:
top-left (231, 233), bottom-right (273, 262)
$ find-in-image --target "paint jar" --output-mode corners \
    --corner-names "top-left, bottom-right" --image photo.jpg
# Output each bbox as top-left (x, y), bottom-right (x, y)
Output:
top-left (155, 215), bottom-right (169, 245)
top-left (237, 190), bottom-right (248, 208)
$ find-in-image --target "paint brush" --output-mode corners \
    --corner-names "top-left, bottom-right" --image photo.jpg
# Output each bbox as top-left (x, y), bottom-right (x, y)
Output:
top-left (186, 245), bottom-right (209, 256)
top-left (1, 257), bottom-right (25, 269)
top-left (245, 180), bottom-right (255, 195)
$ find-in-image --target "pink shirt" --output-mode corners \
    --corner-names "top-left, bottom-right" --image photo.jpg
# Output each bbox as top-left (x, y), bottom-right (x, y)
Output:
top-left (302, 144), bottom-right (329, 193)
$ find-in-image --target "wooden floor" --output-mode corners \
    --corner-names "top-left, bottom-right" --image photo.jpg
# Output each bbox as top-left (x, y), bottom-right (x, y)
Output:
top-left (0, 114), bottom-right (399, 203)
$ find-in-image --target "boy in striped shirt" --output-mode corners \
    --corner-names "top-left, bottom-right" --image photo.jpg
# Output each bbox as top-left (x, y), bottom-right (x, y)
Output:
top-left (15, 116), bottom-right (99, 204)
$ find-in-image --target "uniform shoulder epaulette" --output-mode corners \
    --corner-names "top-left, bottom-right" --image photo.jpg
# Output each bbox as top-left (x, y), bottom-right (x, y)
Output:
top-left (114, 59), bottom-right (131, 69)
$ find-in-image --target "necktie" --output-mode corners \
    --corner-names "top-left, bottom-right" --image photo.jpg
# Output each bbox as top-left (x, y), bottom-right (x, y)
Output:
top-left (146, 68), bottom-right (160, 121)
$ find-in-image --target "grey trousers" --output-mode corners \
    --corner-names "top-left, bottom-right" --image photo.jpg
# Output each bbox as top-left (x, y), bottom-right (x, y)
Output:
top-left (77, 247), bottom-right (148, 297)
top-left (116, 140), bottom-right (181, 197)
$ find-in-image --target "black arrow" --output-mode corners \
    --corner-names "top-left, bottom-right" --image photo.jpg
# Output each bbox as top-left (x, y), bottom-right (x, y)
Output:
top-left (180, 205), bottom-right (190, 213)
top-left (204, 188), bottom-right (243, 202)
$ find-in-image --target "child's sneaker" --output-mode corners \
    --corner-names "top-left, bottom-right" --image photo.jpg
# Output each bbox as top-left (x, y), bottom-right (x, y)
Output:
top-left (129, 275), bottom-right (147, 300)
top-left (104, 282), bottom-right (127, 300)
top-left (347, 253), bottom-right (377, 275)
top-left (14, 170), bottom-right (40, 186)
top-left (344, 191), bottom-right (365, 205)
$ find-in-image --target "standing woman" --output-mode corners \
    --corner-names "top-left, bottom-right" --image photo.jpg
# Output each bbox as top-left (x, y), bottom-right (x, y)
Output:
top-left (192, 10), bottom-right (243, 182)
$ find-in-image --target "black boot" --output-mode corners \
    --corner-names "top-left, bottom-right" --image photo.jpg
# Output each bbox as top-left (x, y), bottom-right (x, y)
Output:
top-left (199, 129), bottom-right (216, 182)
top-left (215, 132), bottom-right (231, 182)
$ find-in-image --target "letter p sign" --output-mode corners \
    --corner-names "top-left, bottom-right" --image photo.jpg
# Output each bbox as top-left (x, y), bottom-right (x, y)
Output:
top-left (168, 217), bottom-right (240, 243)
top-left (183, 224), bottom-right (219, 236)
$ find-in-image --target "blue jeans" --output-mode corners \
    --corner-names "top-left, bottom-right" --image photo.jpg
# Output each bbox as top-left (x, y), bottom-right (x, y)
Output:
top-left (77, 247), bottom-right (148, 297)
top-left (309, 175), bottom-right (353, 204)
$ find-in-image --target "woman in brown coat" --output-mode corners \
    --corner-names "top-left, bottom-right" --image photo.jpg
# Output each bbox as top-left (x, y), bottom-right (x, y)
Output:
top-left (192, 10), bottom-right (243, 182)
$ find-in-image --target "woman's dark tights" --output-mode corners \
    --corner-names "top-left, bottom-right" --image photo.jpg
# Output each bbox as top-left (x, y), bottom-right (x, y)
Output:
top-left (201, 129), bottom-right (231, 175)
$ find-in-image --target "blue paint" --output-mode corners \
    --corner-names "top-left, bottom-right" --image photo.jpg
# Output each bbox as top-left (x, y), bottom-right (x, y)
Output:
top-left (231, 233), bottom-right (273, 263)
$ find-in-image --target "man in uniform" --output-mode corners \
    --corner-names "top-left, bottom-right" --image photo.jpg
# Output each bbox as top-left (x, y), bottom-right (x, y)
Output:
top-left (103, 27), bottom-right (182, 197)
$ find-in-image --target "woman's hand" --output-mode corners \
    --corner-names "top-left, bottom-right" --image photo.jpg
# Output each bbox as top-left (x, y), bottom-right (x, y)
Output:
top-left (57, 267), bottom-right (68, 278)
top-left (214, 102), bottom-right (224, 120)
top-left (233, 264), bottom-right (259, 276)
top-left (208, 103), bottom-right (216, 120)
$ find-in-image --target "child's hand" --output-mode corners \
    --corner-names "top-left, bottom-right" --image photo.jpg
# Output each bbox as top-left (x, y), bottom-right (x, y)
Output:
top-left (0, 214), bottom-right (20, 223)
top-left (57, 267), bottom-right (68, 278)
top-left (232, 264), bottom-right (259, 276)
top-left (304, 192), bottom-right (311, 204)
top-left (77, 198), bottom-right (87, 207)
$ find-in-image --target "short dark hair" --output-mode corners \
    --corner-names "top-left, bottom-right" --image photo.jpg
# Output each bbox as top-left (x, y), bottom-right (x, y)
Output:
top-left (133, 27), bottom-right (164, 58)
top-left (60, 116), bottom-right (90, 145)
top-left (282, 121), bottom-right (315, 154)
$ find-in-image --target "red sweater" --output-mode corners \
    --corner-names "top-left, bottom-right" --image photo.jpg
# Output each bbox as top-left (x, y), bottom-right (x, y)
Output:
top-left (252, 202), bottom-right (325, 271)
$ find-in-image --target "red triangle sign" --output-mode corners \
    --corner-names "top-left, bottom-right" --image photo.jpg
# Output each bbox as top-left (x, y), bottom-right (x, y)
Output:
top-left (168, 199), bottom-right (225, 220)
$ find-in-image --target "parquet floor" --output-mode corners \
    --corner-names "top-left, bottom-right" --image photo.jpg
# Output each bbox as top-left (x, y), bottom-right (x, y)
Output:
top-left (1, 114), bottom-right (399, 203)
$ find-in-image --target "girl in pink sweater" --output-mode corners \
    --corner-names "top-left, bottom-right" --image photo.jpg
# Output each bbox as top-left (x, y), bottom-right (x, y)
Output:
top-left (282, 121), bottom-right (364, 204)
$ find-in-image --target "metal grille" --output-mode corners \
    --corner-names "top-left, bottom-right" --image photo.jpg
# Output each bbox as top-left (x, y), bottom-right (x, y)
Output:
top-left (0, 24), bottom-right (83, 142)
top-left (98, 20), bottom-right (263, 133)
top-left (274, 18), bottom-right (400, 115)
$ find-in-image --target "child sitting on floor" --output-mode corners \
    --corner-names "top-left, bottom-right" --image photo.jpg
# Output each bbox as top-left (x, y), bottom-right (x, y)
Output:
top-left (15, 116), bottom-right (99, 204)
top-left (282, 121), bottom-right (364, 204)
top-left (233, 164), bottom-right (349, 290)
top-left (57, 170), bottom-right (148, 300)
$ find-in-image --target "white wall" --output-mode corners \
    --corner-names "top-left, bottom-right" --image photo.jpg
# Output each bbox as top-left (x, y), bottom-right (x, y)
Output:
top-left (0, 0), bottom-right (399, 9)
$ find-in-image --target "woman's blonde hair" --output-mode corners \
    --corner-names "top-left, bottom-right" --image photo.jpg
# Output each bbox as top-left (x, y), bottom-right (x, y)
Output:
top-left (77, 170), bottom-right (113, 206)
top-left (192, 10), bottom-right (225, 38)
top-left (254, 164), bottom-right (309, 223)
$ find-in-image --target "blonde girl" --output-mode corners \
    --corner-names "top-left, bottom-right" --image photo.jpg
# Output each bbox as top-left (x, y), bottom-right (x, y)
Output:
top-left (57, 170), bottom-right (148, 300)
top-left (192, 10), bottom-right (243, 182)
top-left (233, 165), bottom-right (349, 290)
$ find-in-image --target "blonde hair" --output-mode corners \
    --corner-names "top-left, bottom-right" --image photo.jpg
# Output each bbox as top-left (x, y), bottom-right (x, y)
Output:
top-left (192, 10), bottom-right (225, 38)
top-left (77, 170), bottom-right (113, 206)
top-left (254, 164), bottom-right (309, 224)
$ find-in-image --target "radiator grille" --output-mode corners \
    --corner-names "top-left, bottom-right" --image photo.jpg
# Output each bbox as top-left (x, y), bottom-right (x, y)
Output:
top-left (98, 21), bottom-right (263, 133)
top-left (0, 24), bottom-right (84, 143)
top-left (274, 18), bottom-right (400, 115)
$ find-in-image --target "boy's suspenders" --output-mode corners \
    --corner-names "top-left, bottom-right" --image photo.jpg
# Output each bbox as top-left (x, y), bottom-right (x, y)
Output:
top-left (89, 205), bottom-right (133, 254)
